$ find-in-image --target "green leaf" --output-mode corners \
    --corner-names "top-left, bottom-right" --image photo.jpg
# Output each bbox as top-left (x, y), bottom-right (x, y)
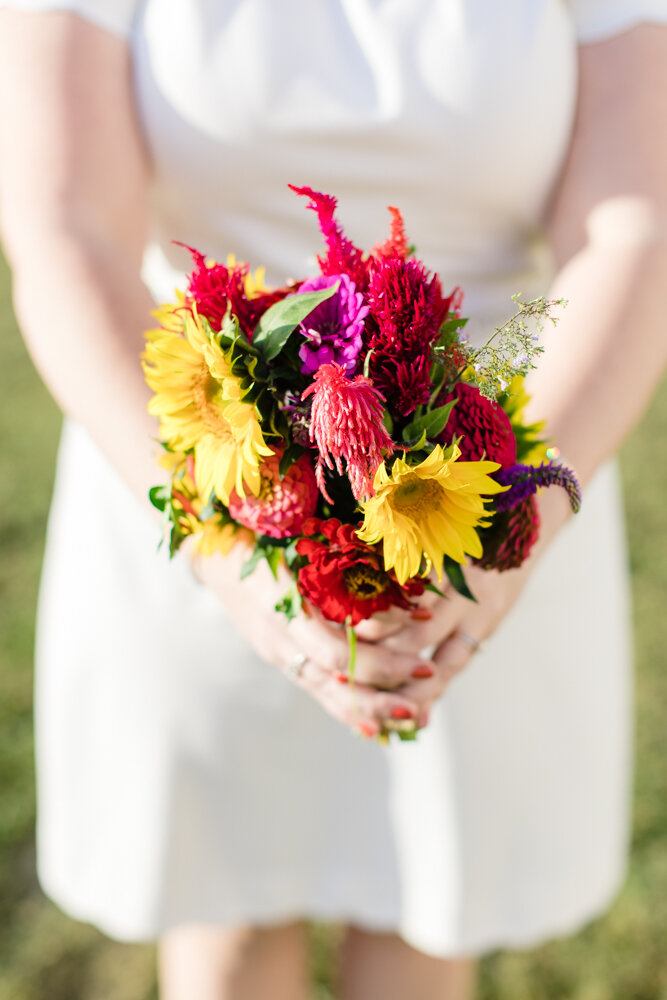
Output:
top-left (396, 725), bottom-right (419, 742)
top-left (402, 400), bottom-right (456, 444)
top-left (443, 556), bottom-right (477, 602)
top-left (382, 410), bottom-right (394, 436)
top-left (274, 584), bottom-right (303, 622)
top-left (266, 546), bottom-right (283, 581)
top-left (252, 283), bottom-right (339, 362)
top-left (279, 442), bottom-right (305, 477)
top-left (240, 547), bottom-right (265, 580)
top-left (363, 348), bottom-right (374, 378)
top-left (436, 316), bottom-right (468, 347)
top-left (149, 484), bottom-right (171, 513)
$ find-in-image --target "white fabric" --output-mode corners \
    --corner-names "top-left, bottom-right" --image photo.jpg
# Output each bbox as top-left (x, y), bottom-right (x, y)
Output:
top-left (566, 0), bottom-right (667, 42)
top-left (15, 0), bottom-right (653, 954)
top-left (0, 0), bottom-right (140, 37)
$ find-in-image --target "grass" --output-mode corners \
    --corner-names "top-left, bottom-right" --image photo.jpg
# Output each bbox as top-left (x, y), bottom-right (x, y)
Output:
top-left (0, 247), bottom-right (666, 999)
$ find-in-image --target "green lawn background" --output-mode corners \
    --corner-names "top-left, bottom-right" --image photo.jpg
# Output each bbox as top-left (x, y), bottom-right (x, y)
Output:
top-left (0, 249), bottom-right (666, 999)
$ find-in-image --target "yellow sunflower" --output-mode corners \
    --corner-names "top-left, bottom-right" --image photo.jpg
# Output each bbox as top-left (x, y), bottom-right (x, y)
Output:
top-left (357, 445), bottom-right (506, 585)
top-left (143, 303), bottom-right (272, 504)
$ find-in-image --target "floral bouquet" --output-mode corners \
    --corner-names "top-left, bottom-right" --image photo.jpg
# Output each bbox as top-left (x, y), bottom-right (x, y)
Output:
top-left (143, 185), bottom-right (580, 730)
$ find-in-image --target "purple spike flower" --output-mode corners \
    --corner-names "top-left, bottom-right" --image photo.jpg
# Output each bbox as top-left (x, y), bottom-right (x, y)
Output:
top-left (495, 461), bottom-right (582, 513)
top-left (297, 274), bottom-right (368, 376)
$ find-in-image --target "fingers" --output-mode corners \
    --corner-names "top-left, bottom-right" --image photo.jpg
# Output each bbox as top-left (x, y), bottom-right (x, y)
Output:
top-left (283, 654), bottom-right (422, 739)
top-left (380, 592), bottom-right (468, 656)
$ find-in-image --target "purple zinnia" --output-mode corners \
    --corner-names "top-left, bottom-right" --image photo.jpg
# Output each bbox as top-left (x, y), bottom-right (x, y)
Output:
top-left (297, 274), bottom-right (368, 377)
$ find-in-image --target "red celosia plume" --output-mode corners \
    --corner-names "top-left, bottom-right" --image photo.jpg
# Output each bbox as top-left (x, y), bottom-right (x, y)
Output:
top-left (288, 185), bottom-right (369, 290)
top-left (176, 243), bottom-right (287, 337)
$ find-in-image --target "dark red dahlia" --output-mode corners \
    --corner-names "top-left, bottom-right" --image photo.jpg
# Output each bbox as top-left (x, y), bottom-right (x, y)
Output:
top-left (439, 382), bottom-right (517, 468)
top-left (296, 518), bottom-right (424, 625)
top-left (179, 244), bottom-right (288, 337)
top-left (476, 495), bottom-right (540, 571)
top-left (363, 256), bottom-right (451, 417)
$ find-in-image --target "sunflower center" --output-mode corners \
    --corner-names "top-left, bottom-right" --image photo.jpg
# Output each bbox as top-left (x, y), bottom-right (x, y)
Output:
top-left (390, 476), bottom-right (441, 514)
top-left (192, 364), bottom-right (232, 438)
top-left (343, 564), bottom-right (388, 599)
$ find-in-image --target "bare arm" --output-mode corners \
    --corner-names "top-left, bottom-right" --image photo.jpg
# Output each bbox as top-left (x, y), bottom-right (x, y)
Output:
top-left (0, 11), bottom-right (157, 499)
top-left (530, 24), bottom-right (667, 490)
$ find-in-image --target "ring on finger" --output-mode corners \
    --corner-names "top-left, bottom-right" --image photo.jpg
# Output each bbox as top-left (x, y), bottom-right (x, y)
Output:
top-left (286, 652), bottom-right (308, 680)
top-left (454, 629), bottom-right (484, 653)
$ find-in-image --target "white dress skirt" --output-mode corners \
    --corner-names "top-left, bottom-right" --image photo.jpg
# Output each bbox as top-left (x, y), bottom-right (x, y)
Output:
top-left (7, 0), bottom-right (667, 957)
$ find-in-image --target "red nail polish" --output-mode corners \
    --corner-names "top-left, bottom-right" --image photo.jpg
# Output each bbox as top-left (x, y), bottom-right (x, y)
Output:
top-left (411, 664), bottom-right (434, 679)
top-left (358, 722), bottom-right (376, 739)
top-left (335, 672), bottom-right (349, 684)
top-left (411, 606), bottom-right (432, 621)
top-left (390, 706), bottom-right (413, 720)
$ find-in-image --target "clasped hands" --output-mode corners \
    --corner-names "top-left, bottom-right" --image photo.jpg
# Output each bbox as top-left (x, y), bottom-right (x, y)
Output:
top-left (196, 540), bottom-right (533, 740)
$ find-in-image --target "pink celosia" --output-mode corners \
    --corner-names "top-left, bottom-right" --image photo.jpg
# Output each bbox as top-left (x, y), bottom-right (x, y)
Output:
top-left (289, 185), bottom-right (369, 291)
top-left (228, 448), bottom-right (319, 539)
top-left (301, 363), bottom-right (393, 503)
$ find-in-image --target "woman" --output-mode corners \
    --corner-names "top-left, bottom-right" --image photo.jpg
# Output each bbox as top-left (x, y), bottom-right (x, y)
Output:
top-left (0, 2), bottom-right (666, 998)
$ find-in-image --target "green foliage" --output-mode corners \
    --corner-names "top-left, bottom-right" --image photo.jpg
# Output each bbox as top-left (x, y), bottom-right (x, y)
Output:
top-left (401, 399), bottom-right (456, 446)
top-left (443, 555), bottom-right (478, 602)
top-left (252, 283), bottom-right (338, 361)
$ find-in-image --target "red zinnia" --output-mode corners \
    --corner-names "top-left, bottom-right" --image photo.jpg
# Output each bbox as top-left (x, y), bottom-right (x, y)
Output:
top-left (302, 363), bottom-right (393, 503)
top-left (296, 518), bottom-right (424, 625)
top-left (439, 382), bottom-right (517, 468)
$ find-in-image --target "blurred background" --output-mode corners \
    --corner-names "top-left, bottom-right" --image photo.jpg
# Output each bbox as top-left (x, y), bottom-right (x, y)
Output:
top-left (0, 246), bottom-right (666, 1000)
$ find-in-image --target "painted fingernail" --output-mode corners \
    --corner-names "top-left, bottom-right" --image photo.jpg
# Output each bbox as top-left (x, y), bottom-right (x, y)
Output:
top-left (411, 607), bottom-right (432, 621)
top-left (411, 664), bottom-right (434, 679)
top-left (390, 706), bottom-right (414, 720)
top-left (334, 672), bottom-right (349, 684)
top-left (358, 722), bottom-right (377, 739)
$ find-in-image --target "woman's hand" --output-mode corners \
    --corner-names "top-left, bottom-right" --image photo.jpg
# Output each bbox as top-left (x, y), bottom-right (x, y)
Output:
top-left (191, 541), bottom-right (437, 738)
top-left (356, 563), bottom-right (532, 723)
top-left (353, 488), bottom-right (573, 721)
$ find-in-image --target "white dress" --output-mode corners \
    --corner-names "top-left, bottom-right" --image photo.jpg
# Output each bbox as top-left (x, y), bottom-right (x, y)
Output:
top-left (6, 0), bottom-right (667, 957)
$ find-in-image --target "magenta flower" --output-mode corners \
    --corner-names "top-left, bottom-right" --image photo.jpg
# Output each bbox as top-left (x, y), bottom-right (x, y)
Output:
top-left (297, 274), bottom-right (368, 376)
